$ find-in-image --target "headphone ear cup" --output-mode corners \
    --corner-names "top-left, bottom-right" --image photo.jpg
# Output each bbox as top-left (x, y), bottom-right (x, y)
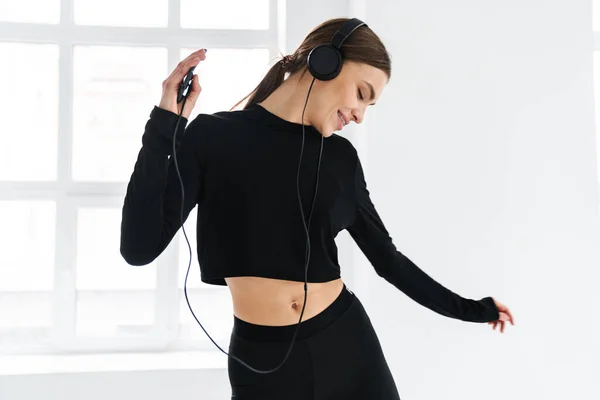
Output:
top-left (307, 44), bottom-right (343, 81)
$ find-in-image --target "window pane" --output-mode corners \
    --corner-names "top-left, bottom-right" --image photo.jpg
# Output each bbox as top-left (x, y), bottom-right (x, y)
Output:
top-left (74, 0), bottom-right (167, 28)
top-left (182, 48), bottom-right (271, 116)
top-left (0, 0), bottom-right (60, 24)
top-left (0, 201), bottom-right (55, 291)
top-left (0, 43), bottom-right (58, 181)
top-left (181, 0), bottom-right (269, 30)
top-left (76, 207), bottom-right (157, 290)
top-left (0, 201), bottom-right (54, 348)
top-left (72, 45), bottom-right (167, 181)
top-left (76, 290), bottom-right (154, 337)
top-left (179, 288), bottom-right (232, 341)
top-left (76, 207), bottom-right (156, 337)
top-left (0, 291), bottom-right (52, 347)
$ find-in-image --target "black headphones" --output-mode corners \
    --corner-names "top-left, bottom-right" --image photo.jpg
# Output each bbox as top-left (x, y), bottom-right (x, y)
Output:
top-left (172, 17), bottom-right (367, 376)
top-left (307, 17), bottom-right (366, 81)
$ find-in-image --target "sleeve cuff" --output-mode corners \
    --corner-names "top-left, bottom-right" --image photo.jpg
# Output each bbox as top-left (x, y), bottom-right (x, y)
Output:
top-left (142, 106), bottom-right (189, 155)
top-left (479, 296), bottom-right (500, 322)
top-left (150, 105), bottom-right (189, 124)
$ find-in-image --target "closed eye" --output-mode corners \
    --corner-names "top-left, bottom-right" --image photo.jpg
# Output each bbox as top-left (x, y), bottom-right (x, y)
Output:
top-left (357, 88), bottom-right (364, 101)
top-left (361, 80), bottom-right (377, 106)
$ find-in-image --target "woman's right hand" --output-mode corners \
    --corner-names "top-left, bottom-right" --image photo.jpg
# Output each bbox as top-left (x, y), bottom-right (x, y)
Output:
top-left (158, 48), bottom-right (207, 119)
top-left (488, 297), bottom-right (514, 333)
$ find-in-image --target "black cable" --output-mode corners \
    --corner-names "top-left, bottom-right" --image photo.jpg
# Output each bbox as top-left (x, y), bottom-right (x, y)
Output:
top-left (171, 75), bottom-right (322, 374)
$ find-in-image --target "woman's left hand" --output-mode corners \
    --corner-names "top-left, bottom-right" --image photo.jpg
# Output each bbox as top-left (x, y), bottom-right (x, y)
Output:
top-left (488, 297), bottom-right (514, 333)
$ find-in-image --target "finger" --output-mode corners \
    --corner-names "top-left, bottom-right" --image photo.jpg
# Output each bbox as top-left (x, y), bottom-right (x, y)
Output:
top-left (193, 74), bottom-right (202, 93)
top-left (181, 49), bottom-right (206, 69)
top-left (506, 308), bottom-right (515, 325)
top-left (165, 49), bottom-right (206, 84)
top-left (189, 74), bottom-right (202, 97)
top-left (169, 54), bottom-right (204, 87)
top-left (176, 49), bottom-right (206, 73)
top-left (184, 48), bottom-right (206, 62)
top-left (165, 51), bottom-right (200, 82)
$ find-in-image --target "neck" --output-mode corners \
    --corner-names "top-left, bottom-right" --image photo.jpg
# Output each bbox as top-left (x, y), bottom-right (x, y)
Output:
top-left (257, 71), bottom-right (317, 127)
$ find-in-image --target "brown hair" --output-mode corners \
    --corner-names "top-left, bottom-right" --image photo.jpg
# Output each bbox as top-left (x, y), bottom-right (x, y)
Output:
top-left (229, 17), bottom-right (391, 111)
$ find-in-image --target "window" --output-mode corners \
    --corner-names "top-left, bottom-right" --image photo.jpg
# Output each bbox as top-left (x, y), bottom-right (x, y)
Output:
top-left (0, 0), bottom-right (278, 356)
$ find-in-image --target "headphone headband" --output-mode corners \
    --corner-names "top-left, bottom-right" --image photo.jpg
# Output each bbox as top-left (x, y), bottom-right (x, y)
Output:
top-left (330, 18), bottom-right (367, 49)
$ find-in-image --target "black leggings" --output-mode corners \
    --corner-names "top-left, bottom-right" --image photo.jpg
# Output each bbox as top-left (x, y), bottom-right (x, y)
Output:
top-left (227, 283), bottom-right (401, 399)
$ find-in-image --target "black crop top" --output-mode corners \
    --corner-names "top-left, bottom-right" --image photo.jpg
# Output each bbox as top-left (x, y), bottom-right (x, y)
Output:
top-left (120, 103), bottom-right (499, 323)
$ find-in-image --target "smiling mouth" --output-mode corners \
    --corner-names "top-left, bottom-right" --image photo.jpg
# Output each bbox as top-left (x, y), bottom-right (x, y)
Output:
top-left (337, 110), bottom-right (348, 128)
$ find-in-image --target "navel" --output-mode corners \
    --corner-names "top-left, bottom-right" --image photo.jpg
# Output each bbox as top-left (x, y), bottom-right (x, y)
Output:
top-left (290, 300), bottom-right (303, 311)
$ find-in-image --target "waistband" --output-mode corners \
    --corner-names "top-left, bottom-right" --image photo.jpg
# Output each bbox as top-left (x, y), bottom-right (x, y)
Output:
top-left (231, 283), bottom-right (356, 342)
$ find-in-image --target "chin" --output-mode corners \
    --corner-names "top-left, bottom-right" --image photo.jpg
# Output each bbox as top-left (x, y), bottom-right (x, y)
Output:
top-left (315, 123), bottom-right (333, 138)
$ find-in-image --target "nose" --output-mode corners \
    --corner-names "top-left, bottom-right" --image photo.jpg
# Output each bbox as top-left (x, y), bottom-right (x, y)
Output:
top-left (352, 109), bottom-right (365, 124)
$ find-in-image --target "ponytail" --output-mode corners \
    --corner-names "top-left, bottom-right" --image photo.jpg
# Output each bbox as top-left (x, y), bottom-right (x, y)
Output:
top-left (229, 18), bottom-right (391, 112)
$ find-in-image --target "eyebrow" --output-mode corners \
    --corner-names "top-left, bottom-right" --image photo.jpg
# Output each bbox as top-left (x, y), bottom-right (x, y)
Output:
top-left (361, 80), bottom-right (377, 105)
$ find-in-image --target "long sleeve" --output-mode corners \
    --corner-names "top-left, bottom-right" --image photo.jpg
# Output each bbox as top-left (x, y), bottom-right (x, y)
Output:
top-left (346, 155), bottom-right (499, 323)
top-left (120, 106), bottom-right (204, 266)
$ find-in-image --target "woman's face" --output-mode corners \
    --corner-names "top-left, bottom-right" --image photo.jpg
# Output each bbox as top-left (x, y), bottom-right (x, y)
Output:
top-left (310, 61), bottom-right (388, 137)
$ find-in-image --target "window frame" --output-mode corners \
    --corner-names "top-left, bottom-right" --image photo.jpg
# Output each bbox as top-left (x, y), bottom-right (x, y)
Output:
top-left (0, 0), bottom-right (282, 355)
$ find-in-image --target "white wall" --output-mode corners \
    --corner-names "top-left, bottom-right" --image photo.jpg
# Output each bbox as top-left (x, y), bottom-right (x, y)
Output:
top-left (356, 1), bottom-right (600, 400)
top-left (2, 1), bottom-right (599, 399)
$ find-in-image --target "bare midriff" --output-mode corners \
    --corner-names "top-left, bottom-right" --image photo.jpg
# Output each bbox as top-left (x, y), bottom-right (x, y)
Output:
top-left (224, 276), bottom-right (345, 326)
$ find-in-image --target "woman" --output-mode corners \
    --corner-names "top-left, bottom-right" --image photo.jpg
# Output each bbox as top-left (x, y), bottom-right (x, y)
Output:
top-left (120, 17), bottom-right (514, 399)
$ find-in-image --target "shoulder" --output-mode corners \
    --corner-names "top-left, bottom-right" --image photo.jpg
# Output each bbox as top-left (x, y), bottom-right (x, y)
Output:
top-left (186, 108), bottom-right (240, 129)
top-left (327, 133), bottom-right (359, 164)
top-left (181, 108), bottom-right (249, 149)
top-left (185, 107), bottom-right (259, 136)
top-left (329, 133), bottom-right (356, 151)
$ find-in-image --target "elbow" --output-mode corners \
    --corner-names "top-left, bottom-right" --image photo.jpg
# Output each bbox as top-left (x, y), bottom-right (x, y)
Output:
top-left (119, 220), bottom-right (159, 266)
top-left (120, 242), bottom-right (157, 266)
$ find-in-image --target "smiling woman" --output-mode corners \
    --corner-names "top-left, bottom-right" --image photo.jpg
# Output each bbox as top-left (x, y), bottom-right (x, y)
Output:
top-left (256, 59), bottom-right (388, 137)
top-left (232, 17), bottom-right (391, 138)
top-left (119, 15), bottom-right (507, 400)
